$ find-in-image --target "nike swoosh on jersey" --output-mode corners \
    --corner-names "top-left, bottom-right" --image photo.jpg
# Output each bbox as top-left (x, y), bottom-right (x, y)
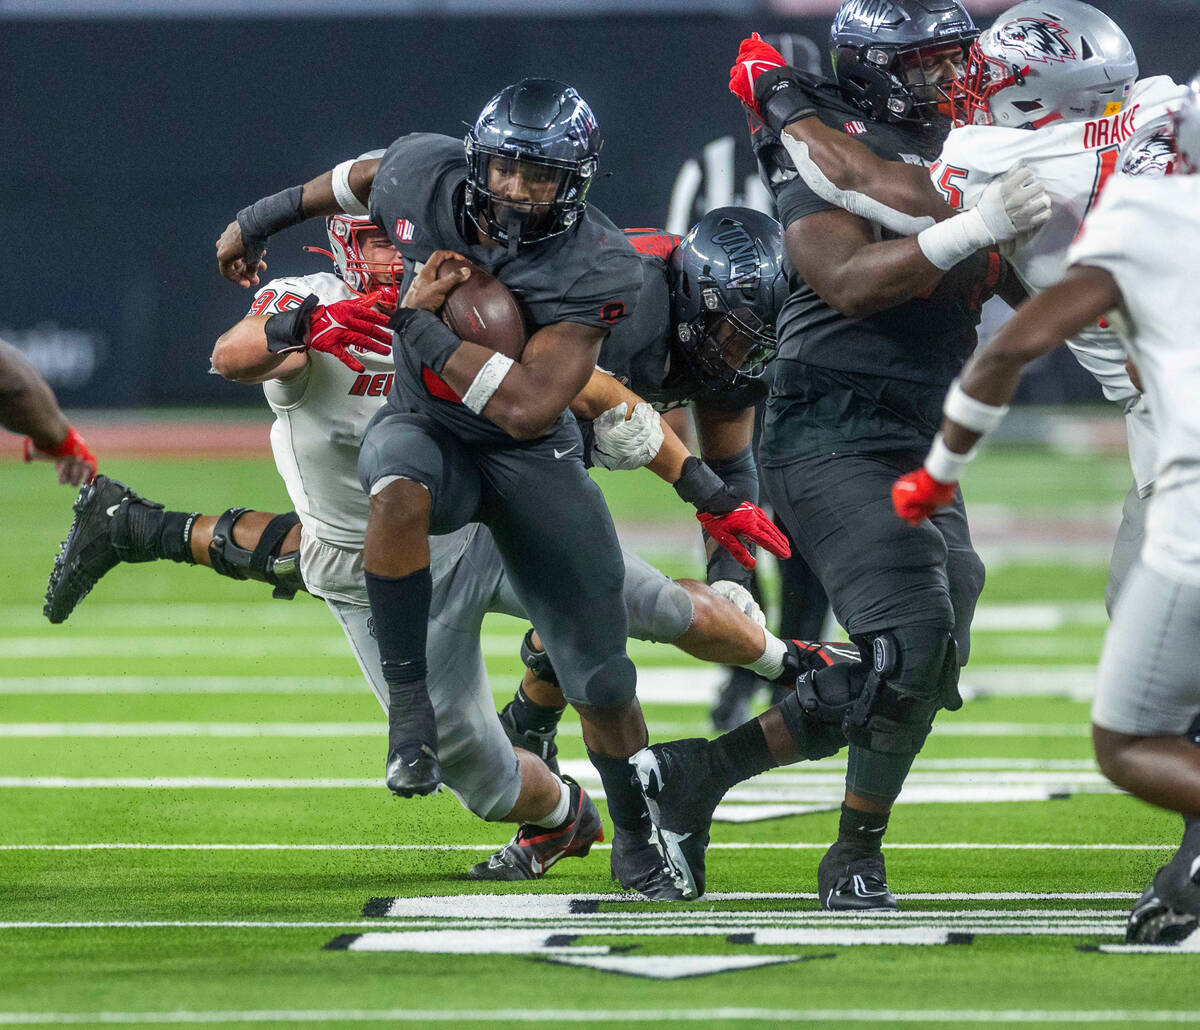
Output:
top-left (553, 445), bottom-right (579, 459)
top-left (105, 504), bottom-right (121, 517)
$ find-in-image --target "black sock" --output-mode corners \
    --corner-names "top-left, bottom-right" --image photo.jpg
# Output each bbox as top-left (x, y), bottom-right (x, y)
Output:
top-left (364, 568), bottom-right (437, 752)
top-left (707, 718), bottom-right (777, 794)
top-left (115, 504), bottom-right (197, 564)
top-left (836, 802), bottom-right (889, 854)
top-left (508, 685), bottom-right (565, 735)
top-left (588, 748), bottom-right (650, 835)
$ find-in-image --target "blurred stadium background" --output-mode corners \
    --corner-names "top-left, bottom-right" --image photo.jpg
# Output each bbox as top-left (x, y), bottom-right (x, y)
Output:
top-left (1, 0), bottom-right (1196, 414)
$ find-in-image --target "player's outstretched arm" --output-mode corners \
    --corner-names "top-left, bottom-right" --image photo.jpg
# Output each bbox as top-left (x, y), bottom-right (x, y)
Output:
top-left (892, 264), bottom-right (1122, 525)
top-left (216, 158), bottom-right (381, 288)
top-left (211, 315), bottom-right (310, 384)
top-left (0, 338), bottom-right (96, 485)
top-left (729, 33), bottom-right (950, 233)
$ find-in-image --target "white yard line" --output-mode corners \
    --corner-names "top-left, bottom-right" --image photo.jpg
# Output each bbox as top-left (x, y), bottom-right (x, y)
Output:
top-left (1, 1008), bottom-right (1199, 1025)
top-left (0, 842), bottom-right (1174, 852)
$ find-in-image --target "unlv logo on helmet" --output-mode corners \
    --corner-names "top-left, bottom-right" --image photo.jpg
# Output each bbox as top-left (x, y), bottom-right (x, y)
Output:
top-left (993, 18), bottom-right (1076, 64)
top-left (832, 0), bottom-right (898, 34)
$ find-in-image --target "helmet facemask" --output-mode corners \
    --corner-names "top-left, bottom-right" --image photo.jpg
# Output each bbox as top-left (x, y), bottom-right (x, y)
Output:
top-left (307, 215), bottom-right (404, 299)
top-left (464, 141), bottom-right (596, 248)
top-left (679, 288), bottom-right (779, 390)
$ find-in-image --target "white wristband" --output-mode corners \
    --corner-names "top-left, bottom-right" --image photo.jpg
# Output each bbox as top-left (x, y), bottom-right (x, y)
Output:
top-left (332, 159), bottom-right (370, 216)
top-left (924, 432), bottom-right (976, 485)
top-left (916, 207), bottom-right (991, 270)
top-left (462, 353), bottom-right (514, 414)
top-left (943, 378), bottom-right (1009, 435)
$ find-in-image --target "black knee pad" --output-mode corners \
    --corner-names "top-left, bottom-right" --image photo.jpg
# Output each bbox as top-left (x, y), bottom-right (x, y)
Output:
top-left (208, 509), bottom-right (305, 600)
top-left (563, 653), bottom-right (638, 710)
top-left (519, 628), bottom-right (559, 686)
top-left (778, 661), bottom-right (863, 760)
top-left (841, 626), bottom-right (959, 755)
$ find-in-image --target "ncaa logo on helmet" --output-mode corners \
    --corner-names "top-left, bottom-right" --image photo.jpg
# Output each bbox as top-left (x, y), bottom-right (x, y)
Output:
top-left (993, 18), bottom-right (1076, 64)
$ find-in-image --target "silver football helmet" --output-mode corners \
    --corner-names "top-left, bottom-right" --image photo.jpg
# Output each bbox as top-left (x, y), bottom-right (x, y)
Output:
top-left (305, 214), bottom-right (403, 294)
top-left (1118, 113), bottom-right (1176, 177)
top-left (951, 0), bottom-right (1138, 128)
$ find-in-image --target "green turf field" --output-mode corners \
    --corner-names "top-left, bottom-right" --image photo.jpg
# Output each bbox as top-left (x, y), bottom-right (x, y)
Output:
top-left (1, 446), bottom-right (1196, 1029)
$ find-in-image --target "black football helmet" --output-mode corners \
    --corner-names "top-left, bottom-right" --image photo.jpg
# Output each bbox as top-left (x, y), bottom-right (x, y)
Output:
top-left (668, 207), bottom-right (788, 391)
top-left (464, 78), bottom-right (602, 248)
top-left (830, 0), bottom-right (978, 126)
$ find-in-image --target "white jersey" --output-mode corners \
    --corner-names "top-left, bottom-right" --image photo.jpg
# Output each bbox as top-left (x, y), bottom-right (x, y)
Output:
top-left (1068, 174), bottom-right (1200, 584)
top-left (935, 76), bottom-right (1187, 403)
top-left (251, 272), bottom-right (395, 592)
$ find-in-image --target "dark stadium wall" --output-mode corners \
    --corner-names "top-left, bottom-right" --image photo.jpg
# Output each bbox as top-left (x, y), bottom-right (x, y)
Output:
top-left (0, 3), bottom-right (1191, 407)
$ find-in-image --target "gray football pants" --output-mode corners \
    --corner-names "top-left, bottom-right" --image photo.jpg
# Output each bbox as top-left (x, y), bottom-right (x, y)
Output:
top-left (321, 524), bottom-right (692, 822)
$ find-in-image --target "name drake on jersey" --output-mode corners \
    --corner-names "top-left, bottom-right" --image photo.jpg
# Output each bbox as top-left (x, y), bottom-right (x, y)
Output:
top-left (1083, 103), bottom-right (1146, 150)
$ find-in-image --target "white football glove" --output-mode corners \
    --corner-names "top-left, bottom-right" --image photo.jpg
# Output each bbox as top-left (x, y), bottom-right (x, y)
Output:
top-left (917, 162), bottom-right (1052, 270)
top-left (709, 579), bottom-right (766, 627)
top-left (591, 401), bottom-right (665, 471)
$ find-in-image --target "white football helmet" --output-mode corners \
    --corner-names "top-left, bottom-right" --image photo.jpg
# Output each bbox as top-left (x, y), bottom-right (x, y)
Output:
top-left (1118, 113), bottom-right (1177, 177)
top-left (951, 0), bottom-right (1137, 128)
top-left (306, 214), bottom-right (403, 293)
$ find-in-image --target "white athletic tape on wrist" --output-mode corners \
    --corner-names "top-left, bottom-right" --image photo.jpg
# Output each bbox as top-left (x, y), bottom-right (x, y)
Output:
top-left (462, 353), bottom-right (514, 414)
top-left (943, 378), bottom-right (1009, 435)
top-left (780, 135), bottom-right (935, 236)
top-left (332, 160), bottom-right (370, 216)
top-left (924, 433), bottom-right (976, 485)
top-left (917, 207), bottom-right (991, 270)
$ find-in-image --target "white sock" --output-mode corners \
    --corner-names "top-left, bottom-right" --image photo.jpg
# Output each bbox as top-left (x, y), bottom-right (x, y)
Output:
top-left (748, 632), bottom-right (788, 681)
top-left (530, 776), bottom-right (571, 828)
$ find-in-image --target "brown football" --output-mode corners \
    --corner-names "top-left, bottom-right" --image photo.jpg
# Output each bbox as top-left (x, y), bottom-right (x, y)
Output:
top-left (437, 257), bottom-right (527, 360)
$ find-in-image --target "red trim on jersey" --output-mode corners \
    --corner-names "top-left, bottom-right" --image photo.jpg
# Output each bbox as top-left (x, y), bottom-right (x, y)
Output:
top-left (623, 227), bottom-right (681, 261)
top-left (422, 366), bottom-right (462, 404)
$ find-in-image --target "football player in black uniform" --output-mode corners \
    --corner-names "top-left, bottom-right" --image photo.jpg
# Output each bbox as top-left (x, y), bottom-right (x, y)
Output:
top-left (215, 80), bottom-right (785, 900)
top-left (498, 207), bottom-right (855, 775)
top-left (625, 0), bottom-right (1053, 906)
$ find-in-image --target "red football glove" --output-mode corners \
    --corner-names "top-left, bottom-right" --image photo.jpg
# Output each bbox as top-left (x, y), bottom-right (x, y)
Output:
top-left (23, 425), bottom-right (97, 486)
top-left (728, 32), bottom-right (788, 115)
top-left (892, 468), bottom-right (957, 526)
top-left (306, 292), bottom-right (393, 373)
top-left (697, 501), bottom-right (792, 571)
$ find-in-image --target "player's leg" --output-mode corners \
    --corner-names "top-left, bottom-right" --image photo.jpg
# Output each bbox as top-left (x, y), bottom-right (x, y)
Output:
top-left (1105, 483), bottom-right (1148, 615)
top-left (477, 431), bottom-right (686, 899)
top-left (629, 451), bottom-right (961, 905)
top-left (44, 473), bottom-right (304, 622)
top-left (1091, 560), bottom-right (1200, 943)
top-left (495, 554), bottom-right (853, 776)
top-left (357, 410), bottom-right (482, 798)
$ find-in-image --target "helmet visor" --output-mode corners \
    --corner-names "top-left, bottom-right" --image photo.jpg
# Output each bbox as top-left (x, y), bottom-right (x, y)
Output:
top-left (699, 305), bottom-right (778, 382)
top-left (896, 40), bottom-right (972, 117)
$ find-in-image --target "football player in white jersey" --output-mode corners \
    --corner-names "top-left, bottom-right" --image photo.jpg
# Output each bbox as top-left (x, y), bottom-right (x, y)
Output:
top-left (892, 77), bottom-right (1200, 944)
top-left (46, 213), bottom-right (813, 892)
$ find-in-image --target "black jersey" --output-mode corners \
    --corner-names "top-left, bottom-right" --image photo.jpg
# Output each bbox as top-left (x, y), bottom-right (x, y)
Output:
top-left (596, 231), bottom-right (770, 415)
top-left (369, 134), bottom-right (644, 444)
top-left (759, 74), bottom-right (993, 389)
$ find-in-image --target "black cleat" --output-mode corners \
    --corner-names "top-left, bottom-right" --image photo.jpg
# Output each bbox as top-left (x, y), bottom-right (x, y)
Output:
top-left (44, 475), bottom-right (155, 624)
top-left (1126, 861), bottom-right (1200, 944)
top-left (818, 842), bottom-right (899, 911)
top-left (608, 827), bottom-right (690, 901)
top-left (630, 738), bottom-right (719, 900)
top-left (385, 741), bottom-right (441, 798)
top-left (498, 698), bottom-right (560, 775)
top-left (710, 667), bottom-right (759, 733)
top-left (469, 777), bottom-right (604, 881)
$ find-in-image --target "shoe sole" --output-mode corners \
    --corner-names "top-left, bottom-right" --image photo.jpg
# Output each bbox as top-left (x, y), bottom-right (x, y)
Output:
top-left (44, 479), bottom-right (123, 624)
top-left (630, 747), bottom-right (700, 901)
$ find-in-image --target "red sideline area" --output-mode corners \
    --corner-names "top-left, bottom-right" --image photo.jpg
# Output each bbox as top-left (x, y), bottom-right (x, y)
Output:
top-left (2, 418), bottom-right (272, 460)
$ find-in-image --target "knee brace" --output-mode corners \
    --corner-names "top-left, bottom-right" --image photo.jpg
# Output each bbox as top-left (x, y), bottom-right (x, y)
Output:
top-left (778, 661), bottom-right (864, 760)
top-left (208, 509), bottom-right (305, 600)
top-left (520, 628), bottom-right (559, 686)
top-left (840, 626), bottom-right (961, 755)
